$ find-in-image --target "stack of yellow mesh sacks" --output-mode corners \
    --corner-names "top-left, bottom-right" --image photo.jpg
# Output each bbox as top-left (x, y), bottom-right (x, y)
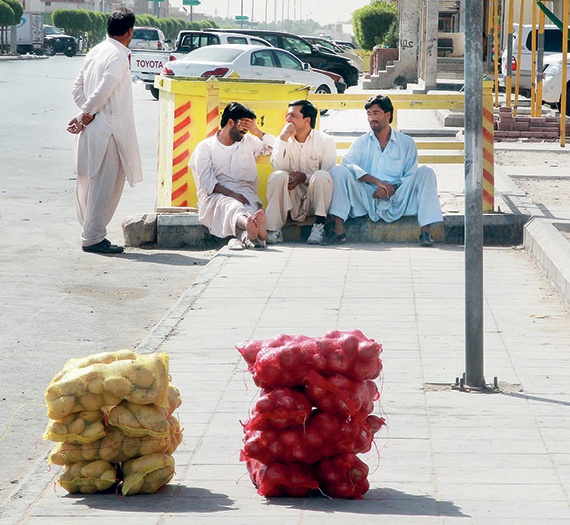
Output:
top-left (43, 350), bottom-right (183, 495)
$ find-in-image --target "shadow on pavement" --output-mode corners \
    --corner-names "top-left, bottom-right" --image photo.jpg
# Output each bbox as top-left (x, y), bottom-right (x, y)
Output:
top-left (68, 485), bottom-right (235, 513)
top-left (264, 487), bottom-right (468, 517)
top-left (114, 252), bottom-right (211, 266)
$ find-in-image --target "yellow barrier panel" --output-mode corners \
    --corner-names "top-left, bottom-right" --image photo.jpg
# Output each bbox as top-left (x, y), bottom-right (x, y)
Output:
top-left (155, 77), bottom-right (310, 208)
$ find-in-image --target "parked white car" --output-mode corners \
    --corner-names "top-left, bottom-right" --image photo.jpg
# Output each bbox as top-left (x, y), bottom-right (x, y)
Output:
top-left (500, 24), bottom-right (569, 95)
top-left (162, 44), bottom-right (337, 94)
top-left (542, 53), bottom-right (570, 115)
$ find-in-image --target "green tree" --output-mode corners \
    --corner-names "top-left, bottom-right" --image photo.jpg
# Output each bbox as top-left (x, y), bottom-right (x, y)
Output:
top-left (4, 0), bottom-right (22, 24)
top-left (0, 0), bottom-right (15, 54)
top-left (52, 9), bottom-right (92, 39)
top-left (86, 10), bottom-right (106, 50)
top-left (352, 1), bottom-right (398, 51)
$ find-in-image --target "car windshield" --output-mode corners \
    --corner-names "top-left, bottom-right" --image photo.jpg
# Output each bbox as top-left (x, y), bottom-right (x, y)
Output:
top-left (133, 29), bottom-right (158, 40)
top-left (180, 46), bottom-right (244, 63)
top-left (44, 26), bottom-right (62, 35)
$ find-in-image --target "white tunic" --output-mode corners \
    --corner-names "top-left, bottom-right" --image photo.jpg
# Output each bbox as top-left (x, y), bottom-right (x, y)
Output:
top-left (189, 132), bottom-right (274, 238)
top-left (72, 37), bottom-right (142, 187)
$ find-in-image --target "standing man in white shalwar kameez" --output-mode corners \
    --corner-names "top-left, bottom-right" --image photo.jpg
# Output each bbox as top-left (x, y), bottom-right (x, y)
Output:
top-left (327, 94), bottom-right (443, 246)
top-left (190, 102), bottom-right (274, 249)
top-left (265, 100), bottom-right (336, 246)
top-left (67, 8), bottom-right (142, 254)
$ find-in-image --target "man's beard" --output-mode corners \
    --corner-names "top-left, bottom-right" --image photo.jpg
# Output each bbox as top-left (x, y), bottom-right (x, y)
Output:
top-left (229, 125), bottom-right (246, 142)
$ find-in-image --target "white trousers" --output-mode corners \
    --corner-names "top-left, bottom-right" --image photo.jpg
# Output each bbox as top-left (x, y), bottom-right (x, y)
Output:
top-left (265, 169), bottom-right (334, 231)
top-left (329, 165), bottom-right (443, 227)
top-left (76, 136), bottom-right (126, 247)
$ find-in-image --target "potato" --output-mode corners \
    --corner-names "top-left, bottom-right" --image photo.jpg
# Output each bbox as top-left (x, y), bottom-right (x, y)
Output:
top-left (102, 392), bottom-right (122, 407)
top-left (80, 459), bottom-right (113, 479)
top-left (81, 410), bottom-right (104, 424)
top-left (131, 404), bottom-right (168, 433)
top-left (54, 378), bottom-right (87, 398)
top-left (78, 393), bottom-right (104, 411)
top-left (48, 422), bottom-right (68, 436)
top-left (128, 388), bottom-right (159, 405)
top-left (121, 436), bottom-right (141, 459)
top-left (131, 363), bottom-right (156, 389)
top-left (68, 417), bottom-right (85, 436)
top-left (81, 421), bottom-right (105, 441)
top-left (108, 404), bottom-right (140, 429)
top-left (46, 395), bottom-right (76, 420)
top-left (103, 376), bottom-right (133, 399)
top-left (87, 376), bottom-right (105, 395)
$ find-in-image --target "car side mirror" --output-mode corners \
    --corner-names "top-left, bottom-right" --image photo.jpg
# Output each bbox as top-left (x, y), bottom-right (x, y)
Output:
top-left (165, 39), bottom-right (171, 43)
top-left (303, 62), bottom-right (310, 70)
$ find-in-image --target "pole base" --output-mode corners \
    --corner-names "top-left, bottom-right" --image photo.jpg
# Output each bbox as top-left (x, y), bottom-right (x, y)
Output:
top-left (452, 373), bottom-right (500, 393)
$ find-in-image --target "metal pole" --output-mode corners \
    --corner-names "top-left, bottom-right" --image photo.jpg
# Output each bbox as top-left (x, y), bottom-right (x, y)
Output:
top-left (560, 0), bottom-right (568, 148)
top-left (241, 0), bottom-right (244, 28)
top-left (513, 0), bottom-right (525, 116)
top-left (464, 0), bottom-right (485, 388)
top-left (251, 0), bottom-right (254, 27)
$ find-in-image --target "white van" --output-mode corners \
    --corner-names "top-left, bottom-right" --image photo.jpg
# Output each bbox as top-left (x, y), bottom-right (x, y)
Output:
top-left (501, 24), bottom-right (570, 95)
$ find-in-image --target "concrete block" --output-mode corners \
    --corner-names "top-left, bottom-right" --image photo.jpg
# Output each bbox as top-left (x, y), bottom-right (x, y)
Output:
top-left (122, 213), bottom-right (157, 247)
top-left (157, 213), bottom-right (224, 249)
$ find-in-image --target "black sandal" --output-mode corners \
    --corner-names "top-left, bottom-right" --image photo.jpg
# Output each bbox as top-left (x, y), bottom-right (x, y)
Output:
top-left (326, 232), bottom-right (347, 245)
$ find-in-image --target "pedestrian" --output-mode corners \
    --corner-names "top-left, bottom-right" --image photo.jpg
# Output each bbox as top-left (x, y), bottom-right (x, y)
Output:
top-left (189, 102), bottom-right (275, 250)
top-left (265, 99), bottom-right (336, 245)
top-left (67, 7), bottom-right (142, 254)
top-left (327, 94), bottom-right (443, 246)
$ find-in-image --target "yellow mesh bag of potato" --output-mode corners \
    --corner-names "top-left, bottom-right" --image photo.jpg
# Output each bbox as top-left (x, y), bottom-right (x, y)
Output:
top-left (121, 453), bottom-right (175, 495)
top-left (45, 353), bottom-right (170, 420)
top-left (58, 460), bottom-right (118, 494)
top-left (48, 426), bottom-right (172, 466)
top-left (50, 349), bottom-right (137, 384)
top-left (43, 410), bottom-right (105, 444)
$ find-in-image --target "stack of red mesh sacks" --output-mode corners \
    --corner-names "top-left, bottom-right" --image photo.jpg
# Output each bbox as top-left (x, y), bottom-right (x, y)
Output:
top-left (238, 330), bottom-right (385, 499)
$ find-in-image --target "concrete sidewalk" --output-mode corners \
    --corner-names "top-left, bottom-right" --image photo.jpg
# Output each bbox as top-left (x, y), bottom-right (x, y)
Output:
top-left (2, 242), bottom-right (570, 524)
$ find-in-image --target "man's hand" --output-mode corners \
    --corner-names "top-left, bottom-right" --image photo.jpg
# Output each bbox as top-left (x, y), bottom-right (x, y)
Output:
top-left (372, 181), bottom-right (396, 200)
top-left (238, 117), bottom-right (264, 139)
top-left (66, 113), bottom-right (94, 134)
top-left (279, 122), bottom-right (297, 141)
top-left (288, 171), bottom-right (307, 191)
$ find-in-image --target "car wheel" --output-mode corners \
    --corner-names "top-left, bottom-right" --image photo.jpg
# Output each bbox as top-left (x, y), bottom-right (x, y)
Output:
top-left (149, 86), bottom-right (160, 100)
top-left (315, 84), bottom-right (331, 115)
top-left (44, 43), bottom-right (56, 56)
top-left (64, 48), bottom-right (77, 57)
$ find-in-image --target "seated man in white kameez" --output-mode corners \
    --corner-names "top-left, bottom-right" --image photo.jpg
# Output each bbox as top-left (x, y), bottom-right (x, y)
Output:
top-left (327, 94), bottom-right (443, 246)
top-left (265, 99), bottom-right (336, 245)
top-left (190, 102), bottom-right (275, 249)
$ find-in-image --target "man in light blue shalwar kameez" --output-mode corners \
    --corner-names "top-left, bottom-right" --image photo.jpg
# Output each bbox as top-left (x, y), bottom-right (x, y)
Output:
top-left (327, 95), bottom-right (443, 246)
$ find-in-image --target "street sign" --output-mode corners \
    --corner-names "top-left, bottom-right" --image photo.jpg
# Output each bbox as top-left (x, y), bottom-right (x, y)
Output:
top-left (183, 0), bottom-right (201, 4)
top-left (235, 15), bottom-right (249, 21)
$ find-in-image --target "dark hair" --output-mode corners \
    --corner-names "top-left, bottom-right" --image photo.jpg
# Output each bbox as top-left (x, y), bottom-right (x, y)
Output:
top-left (220, 102), bottom-right (257, 128)
top-left (107, 8), bottom-right (135, 37)
top-left (288, 99), bottom-right (317, 128)
top-left (364, 94), bottom-right (394, 123)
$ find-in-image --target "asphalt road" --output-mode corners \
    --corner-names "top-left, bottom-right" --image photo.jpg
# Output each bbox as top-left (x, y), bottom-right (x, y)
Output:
top-left (0, 55), bottom-right (215, 504)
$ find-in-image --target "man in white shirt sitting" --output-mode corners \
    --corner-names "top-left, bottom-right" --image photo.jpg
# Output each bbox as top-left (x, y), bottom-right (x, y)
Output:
top-left (265, 100), bottom-right (337, 245)
top-left (190, 102), bottom-right (275, 249)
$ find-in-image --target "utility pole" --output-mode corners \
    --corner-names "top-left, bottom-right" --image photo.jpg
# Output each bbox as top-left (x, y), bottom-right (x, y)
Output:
top-left (464, 0), bottom-right (486, 388)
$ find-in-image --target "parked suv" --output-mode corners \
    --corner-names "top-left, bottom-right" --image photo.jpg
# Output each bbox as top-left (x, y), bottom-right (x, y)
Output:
top-left (207, 29), bottom-right (360, 87)
top-left (501, 24), bottom-right (570, 95)
top-left (130, 26), bottom-right (170, 51)
top-left (43, 25), bottom-right (77, 57)
top-left (174, 30), bottom-right (271, 55)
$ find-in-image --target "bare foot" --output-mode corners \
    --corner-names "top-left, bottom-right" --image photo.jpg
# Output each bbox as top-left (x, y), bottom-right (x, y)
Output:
top-left (245, 216), bottom-right (259, 241)
top-left (253, 209), bottom-right (268, 241)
